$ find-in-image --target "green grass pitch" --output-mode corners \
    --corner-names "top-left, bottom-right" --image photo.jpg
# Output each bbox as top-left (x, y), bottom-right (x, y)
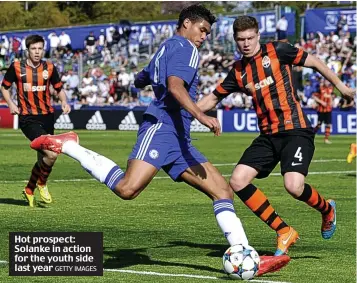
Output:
top-left (0, 129), bottom-right (355, 282)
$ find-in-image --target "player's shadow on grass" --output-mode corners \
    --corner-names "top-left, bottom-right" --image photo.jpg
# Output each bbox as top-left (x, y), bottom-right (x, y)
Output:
top-left (171, 242), bottom-right (321, 260)
top-left (103, 241), bottom-right (278, 272)
top-left (103, 247), bottom-right (222, 273)
top-left (165, 241), bottom-right (275, 257)
top-left (0, 198), bottom-right (29, 206)
top-left (0, 198), bottom-right (49, 208)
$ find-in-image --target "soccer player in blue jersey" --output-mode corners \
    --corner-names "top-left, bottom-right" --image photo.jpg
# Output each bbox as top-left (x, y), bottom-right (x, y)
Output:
top-left (31, 5), bottom-right (289, 275)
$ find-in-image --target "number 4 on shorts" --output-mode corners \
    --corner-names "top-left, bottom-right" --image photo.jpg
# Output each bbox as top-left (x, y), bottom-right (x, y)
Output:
top-left (294, 147), bottom-right (303, 162)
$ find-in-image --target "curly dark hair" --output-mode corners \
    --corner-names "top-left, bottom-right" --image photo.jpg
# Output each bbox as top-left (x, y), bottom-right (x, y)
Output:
top-left (177, 4), bottom-right (216, 29)
top-left (233, 16), bottom-right (259, 36)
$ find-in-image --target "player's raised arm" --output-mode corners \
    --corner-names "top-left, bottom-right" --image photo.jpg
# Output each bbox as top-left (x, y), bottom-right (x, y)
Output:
top-left (275, 40), bottom-right (355, 99)
top-left (303, 54), bottom-right (355, 99)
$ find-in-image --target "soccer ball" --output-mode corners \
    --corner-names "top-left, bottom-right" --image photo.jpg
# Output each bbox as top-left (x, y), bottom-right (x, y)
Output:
top-left (222, 244), bottom-right (260, 280)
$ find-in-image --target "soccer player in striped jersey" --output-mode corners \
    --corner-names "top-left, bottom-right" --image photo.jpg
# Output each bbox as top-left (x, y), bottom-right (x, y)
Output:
top-left (31, 5), bottom-right (290, 275)
top-left (1, 35), bottom-right (71, 207)
top-left (313, 79), bottom-right (334, 144)
top-left (197, 16), bottom-right (355, 256)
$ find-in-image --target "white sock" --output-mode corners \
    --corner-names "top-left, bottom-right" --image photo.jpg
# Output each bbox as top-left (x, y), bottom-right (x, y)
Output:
top-left (62, 141), bottom-right (118, 183)
top-left (213, 199), bottom-right (249, 246)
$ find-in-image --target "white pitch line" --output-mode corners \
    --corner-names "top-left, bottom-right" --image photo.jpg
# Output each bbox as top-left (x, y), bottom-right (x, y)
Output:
top-left (0, 171), bottom-right (354, 184)
top-left (104, 268), bottom-right (292, 283)
top-left (213, 159), bottom-right (346, 167)
top-left (0, 261), bottom-right (291, 283)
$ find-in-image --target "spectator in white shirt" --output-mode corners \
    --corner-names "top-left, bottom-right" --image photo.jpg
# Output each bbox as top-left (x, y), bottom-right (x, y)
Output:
top-left (66, 70), bottom-right (79, 90)
top-left (86, 91), bottom-right (98, 106)
top-left (0, 35), bottom-right (9, 60)
top-left (118, 67), bottom-right (130, 91)
top-left (59, 31), bottom-right (72, 51)
top-left (106, 26), bottom-right (115, 48)
top-left (82, 72), bottom-right (93, 86)
top-left (98, 29), bottom-right (106, 52)
top-left (98, 78), bottom-right (110, 99)
top-left (48, 32), bottom-right (60, 58)
top-left (276, 15), bottom-right (288, 42)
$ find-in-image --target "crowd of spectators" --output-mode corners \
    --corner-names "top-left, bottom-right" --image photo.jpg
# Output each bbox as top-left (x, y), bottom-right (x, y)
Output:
top-left (292, 28), bottom-right (356, 111)
top-left (0, 21), bottom-right (355, 112)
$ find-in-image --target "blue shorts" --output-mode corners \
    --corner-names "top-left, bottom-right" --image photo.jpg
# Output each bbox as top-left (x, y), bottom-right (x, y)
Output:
top-left (128, 118), bottom-right (207, 181)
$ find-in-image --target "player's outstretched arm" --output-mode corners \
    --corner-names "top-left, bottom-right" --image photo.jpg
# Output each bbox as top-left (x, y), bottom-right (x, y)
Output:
top-left (196, 93), bottom-right (221, 113)
top-left (304, 54), bottom-right (355, 99)
top-left (168, 76), bottom-right (221, 136)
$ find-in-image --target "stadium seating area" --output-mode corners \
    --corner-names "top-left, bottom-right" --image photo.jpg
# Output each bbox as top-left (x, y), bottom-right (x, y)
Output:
top-left (0, 19), bottom-right (355, 111)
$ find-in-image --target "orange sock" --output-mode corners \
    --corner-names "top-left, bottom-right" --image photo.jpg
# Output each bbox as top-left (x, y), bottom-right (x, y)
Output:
top-left (236, 184), bottom-right (289, 234)
top-left (325, 126), bottom-right (331, 140)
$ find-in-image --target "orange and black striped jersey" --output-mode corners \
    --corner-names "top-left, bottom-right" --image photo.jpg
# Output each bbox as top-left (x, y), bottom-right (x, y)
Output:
top-left (314, 86), bottom-right (333, 113)
top-left (213, 41), bottom-right (312, 135)
top-left (1, 60), bottom-right (63, 115)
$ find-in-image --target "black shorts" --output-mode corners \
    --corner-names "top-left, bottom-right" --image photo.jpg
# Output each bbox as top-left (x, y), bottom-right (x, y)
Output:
top-left (238, 129), bottom-right (315, 178)
top-left (19, 113), bottom-right (55, 141)
top-left (317, 112), bottom-right (332, 124)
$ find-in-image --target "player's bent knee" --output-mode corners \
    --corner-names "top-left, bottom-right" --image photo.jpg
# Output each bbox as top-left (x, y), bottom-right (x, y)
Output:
top-left (229, 176), bottom-right (249, 192)
top-left (284, 178), bottom-right (304, 198)
top-left (211, 183), bottom-right (233, 200)
top-left (117, 189), bottom-right (138, 200)
top-left (113, 180), bottom-right (144, 200)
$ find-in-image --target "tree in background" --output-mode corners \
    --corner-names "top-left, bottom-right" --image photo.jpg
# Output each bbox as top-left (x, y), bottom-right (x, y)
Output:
top-left (0, 2), bottom-right (27, 30)
top-left (26, 2), bottom-right (70, 28)
top-left (0, 1), bottom-right (354, 32)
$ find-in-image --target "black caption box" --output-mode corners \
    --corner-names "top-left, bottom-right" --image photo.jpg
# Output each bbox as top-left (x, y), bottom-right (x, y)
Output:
top-left (9, 232), bottom-right (103, 276)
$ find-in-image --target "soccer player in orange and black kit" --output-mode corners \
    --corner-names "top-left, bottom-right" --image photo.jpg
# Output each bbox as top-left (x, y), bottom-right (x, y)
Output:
top-left (0, 34), bottom-right (71, 207)
top-left (313, 79), bottom-right (334, 144)
top-left (198, 16), bottom-right (355, 256)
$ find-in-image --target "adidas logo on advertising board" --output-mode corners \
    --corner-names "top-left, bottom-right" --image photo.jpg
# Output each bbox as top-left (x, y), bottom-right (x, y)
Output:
top-left (86, 111), bottom-right (106, 130)
top-left (119, 111), bottom-right (139, 131)
top-left (54, 114), bottom-right (74, 130)
top-left (190, 119), bottom-right (210, 132)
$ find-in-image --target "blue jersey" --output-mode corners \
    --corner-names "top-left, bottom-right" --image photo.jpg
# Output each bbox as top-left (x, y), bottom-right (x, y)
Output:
top-left (135, 35), bottom-right (199, 137)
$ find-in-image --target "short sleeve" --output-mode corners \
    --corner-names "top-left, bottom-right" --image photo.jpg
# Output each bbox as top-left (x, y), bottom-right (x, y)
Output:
top-left (1, 63), bottom-right (16, 89)
top-left (134, 66), bottom-right (150, 88)
top-left (274, 41), bottom-right (308, 66)
top-left (213, 66), bottom-right (242, 97)
top-left (167, 43), bottom-right (198, 85)
top-left (50, 65), bottom-right (63, 91)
